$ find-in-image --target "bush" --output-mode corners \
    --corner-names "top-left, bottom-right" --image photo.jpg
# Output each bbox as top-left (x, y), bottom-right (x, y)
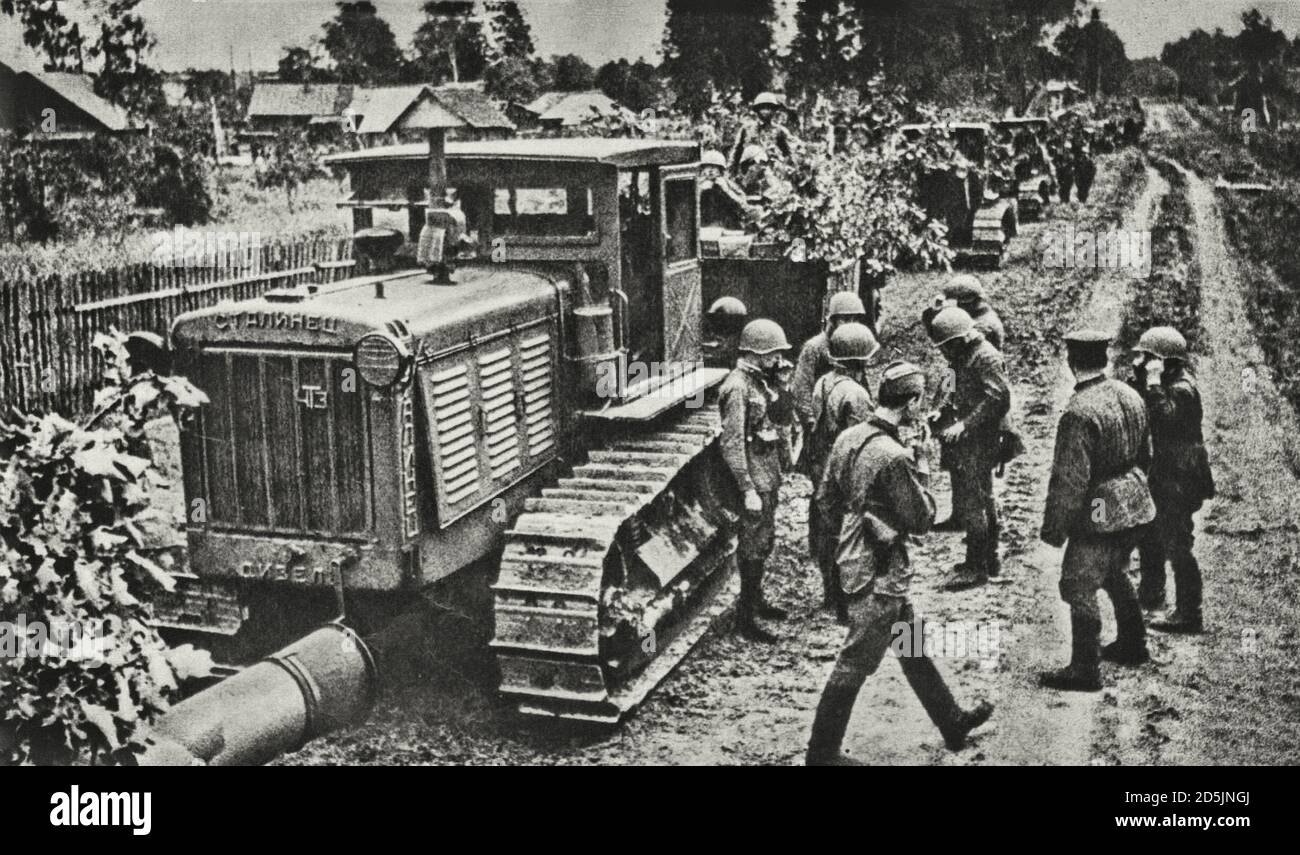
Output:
top-left (0, 331), bottom-right (212, 766)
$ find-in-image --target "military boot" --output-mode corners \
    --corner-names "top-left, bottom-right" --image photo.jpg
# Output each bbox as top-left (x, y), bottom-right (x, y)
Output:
top-left (735, 561), bottom-right (777, 643)
top-left (899, 655), bottom-right (994, 750)
top-left (1102, 573), bottom-right (1149, 665)
top-left (932, 514), bottom-right (964, 532)
top-left (1137, 536), bottom-right (1167, 611)
top-left (1039, 613), bottom-right (1103, 691)
top-left (1152, 554), bottom-right (1204, 633)
top-left (805, 680), bottom-right (866, 766)
top-left (985, 515), bottom-right (1002, 578)
top-left (941, 533), bottom-right (988, 591)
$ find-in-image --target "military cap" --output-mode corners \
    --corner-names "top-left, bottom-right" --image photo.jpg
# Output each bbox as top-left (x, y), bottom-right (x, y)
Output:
top-left (1063, 329), bottom-right (1110, 345)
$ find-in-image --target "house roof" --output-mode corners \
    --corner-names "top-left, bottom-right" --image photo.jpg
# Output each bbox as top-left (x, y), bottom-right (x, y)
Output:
top-left (351, 85), bottom-right (513, 134)
top-left (33, 72), bottom-right (132, 131)
top-left (325, 138), bottom-right (699, 169)
top-left (246, 83), bottom-right (347, 119)
top-left (525, 90), bottom-right (628, 126)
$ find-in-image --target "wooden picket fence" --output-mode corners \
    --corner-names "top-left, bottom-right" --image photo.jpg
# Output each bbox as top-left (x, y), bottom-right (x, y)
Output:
top-left (0, 235), bottom-right (354, 417)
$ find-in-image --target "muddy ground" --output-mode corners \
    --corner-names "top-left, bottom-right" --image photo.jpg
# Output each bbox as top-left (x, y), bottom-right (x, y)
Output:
top-left (262, 104), bottom-right (1298, 765)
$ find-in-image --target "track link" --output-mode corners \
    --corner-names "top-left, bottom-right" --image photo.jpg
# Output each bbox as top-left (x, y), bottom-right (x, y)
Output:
top-left (490, 408), bottom-right (738, 723)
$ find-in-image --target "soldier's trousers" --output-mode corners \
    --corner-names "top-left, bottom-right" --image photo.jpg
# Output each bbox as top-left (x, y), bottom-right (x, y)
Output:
top-left (952, 457), bottom-right (998, 564)
top-left (1076, 166), bottom-right (1096, 203)
top-left (824, 591), bottom-right (966, 730)
top-left (739, 489), bottom-right (778, 563)
top-left (1059, 532), bottom-right (1144, 641)
top-left (1138, 502), bottom-right (1201, 614)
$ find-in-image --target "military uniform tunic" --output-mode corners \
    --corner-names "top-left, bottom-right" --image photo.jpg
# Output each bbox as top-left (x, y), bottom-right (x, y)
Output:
top-left (719, 363), bottom-right (787, 562)
top-left (806, 370), bottom-right (874, 576)
top-left (943, 334), bottom-right (1011, 535)
top-left (1043, 374), bottom-right (1153, 621)
top-left (792, 331), bottom-right (833, 429)
top-left (816, 417), bottom-right (936, 681)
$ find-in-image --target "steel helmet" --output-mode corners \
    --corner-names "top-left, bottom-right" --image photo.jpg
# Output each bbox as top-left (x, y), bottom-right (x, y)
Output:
top-left (943, 274), bottom-right (986, 304)
top-left (752, 91), bottom-right (784, 110)
top-left (827, 291), bottom-right (867, 319)
top-left (929, 306), bottom-right (975, 346)
top-left (829, 322), bottom-right (881, 365)
top-left (1136, 326), bottom-right (1188, 360)
top-left (738, 319), bottom-right (791, 355)
top-left (708, 295), bottom-right (748, 318)
top-left (701, 149), bottom-right (728, 169)
top-left (739, 144), bottom-right (768, 166)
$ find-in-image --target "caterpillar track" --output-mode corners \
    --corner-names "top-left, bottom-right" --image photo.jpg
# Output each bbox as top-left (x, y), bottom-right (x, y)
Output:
top-left (491, 407), bottom-right (741, 723)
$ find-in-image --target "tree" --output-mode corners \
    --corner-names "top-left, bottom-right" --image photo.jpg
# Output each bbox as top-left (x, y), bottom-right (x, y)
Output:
top-left (277, 45), bottom-right (335, 83)
top-left (551, 53), bottom-right (596, 91)
top-left (257, 130), bottom-right (325, 213)
top-left (788, 0), bottom-right (862, 97)
top-left (0, 0), bottom-right (157, 112)
top-left (412, 1), bottom-right (488, 84)
top-left (1236, 8), bottom-right (1289, 73)
top-left (662, 0), bottom-right (775, 115)
top-left (484, 55), bottom-right (542, 104)
top-left (321, 1), bottom-right (405, 85)
top-left (486, 0), bottom-right (533, 60)
top-left (596, 58), bottom-right (661, 113)
top-left (1054, 7), bottom-right (1131, 97)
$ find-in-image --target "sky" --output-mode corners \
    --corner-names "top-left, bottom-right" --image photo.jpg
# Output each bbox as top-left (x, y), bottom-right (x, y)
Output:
top-left (6, 1), bottom-right (1300, 73)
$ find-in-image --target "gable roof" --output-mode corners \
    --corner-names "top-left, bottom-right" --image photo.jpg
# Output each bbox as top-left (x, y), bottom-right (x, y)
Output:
top-left (33, 71), bottom-right (131, 131)
top-left (351, 85), bottom-right (513, 135)
top-left (246, 83), bottom-right (347, 119)
top-left (525, 90), bottom-right (629, 126)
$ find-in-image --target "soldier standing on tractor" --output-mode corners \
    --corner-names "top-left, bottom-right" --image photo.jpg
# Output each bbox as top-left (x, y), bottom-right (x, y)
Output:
top-left (806, 322), bottom-right (880, 623)
top-left (1130, 327), bottom-right (1216, 633)
top-left (806, 362), bottom-right (994, 765)
top-left (719, 319), bottom-right (797, 643)
top-left (700, 149), bottom-right (757, 231)
top-left (928, 307), bottom-right (1011, 590)
top-left (1040, 330), bottom-right (1155, 692)
top-left (729, 91), bottom-right (799, 174)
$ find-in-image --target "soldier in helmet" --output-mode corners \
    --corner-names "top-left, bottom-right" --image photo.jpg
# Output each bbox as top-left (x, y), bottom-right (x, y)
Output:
top-left (807, 361), bottom-right (993, 765)
top-left (1130, 326), bottom-right (1215, 633)
top-left (719, 318), bottom-right (796, 643)
top-left (700, 149), bottom-right (756, 231)
top-left (806, 322), bottom-right (880, 622)
top-left (703, 296), bottom-right (748, 369)
top-left (941, 275), bottom-right (1004, 351)
top-left (1040, 330), bottom-right (1155, 691)
top-left (928, 307), bottom-right (1011, 590)
top-left (793, 292), bottom-right (870, 436)
top-left (729, 91), bottom-right (798, 174)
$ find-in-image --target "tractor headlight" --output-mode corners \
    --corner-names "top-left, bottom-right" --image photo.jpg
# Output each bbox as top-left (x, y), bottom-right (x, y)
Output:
top-left (354, 334), bottom-right (411, 388)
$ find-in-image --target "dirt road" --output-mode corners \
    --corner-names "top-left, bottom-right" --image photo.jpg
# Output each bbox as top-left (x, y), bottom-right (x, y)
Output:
top-left (281, 110), bottom-right (1299, 765)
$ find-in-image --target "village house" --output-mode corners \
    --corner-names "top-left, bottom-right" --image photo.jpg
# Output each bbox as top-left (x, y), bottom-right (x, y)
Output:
top-left (511, 90), bottom-right (632, 133)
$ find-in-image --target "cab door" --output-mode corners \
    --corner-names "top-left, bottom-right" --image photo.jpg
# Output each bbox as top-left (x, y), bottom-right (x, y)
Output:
top-left (657, 164), bottom-right (703, 368)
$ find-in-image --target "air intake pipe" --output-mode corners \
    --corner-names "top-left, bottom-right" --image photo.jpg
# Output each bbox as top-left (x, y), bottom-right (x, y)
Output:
top-left (136, 623), bottom-right (376, 766)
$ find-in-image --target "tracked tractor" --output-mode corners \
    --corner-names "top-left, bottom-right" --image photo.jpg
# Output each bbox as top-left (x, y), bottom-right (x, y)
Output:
top-left (157, 133), bottom-right (754, 733)
top-left (902, 122), bottom-right (1018, 269)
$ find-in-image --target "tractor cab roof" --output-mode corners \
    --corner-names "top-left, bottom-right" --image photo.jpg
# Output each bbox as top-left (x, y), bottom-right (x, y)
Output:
top-left (325, 138), bottom-right (701, 170)
top-left (171, 265), bottom-right (560, 354)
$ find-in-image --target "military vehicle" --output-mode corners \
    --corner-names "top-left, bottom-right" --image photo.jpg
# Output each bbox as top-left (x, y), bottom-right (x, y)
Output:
top-left (991, 116), bottom-right (1056, 221)
top-left (159, 136), bottom-right (753, 726)
top-left (902, 122), bottom-right (1018, 268)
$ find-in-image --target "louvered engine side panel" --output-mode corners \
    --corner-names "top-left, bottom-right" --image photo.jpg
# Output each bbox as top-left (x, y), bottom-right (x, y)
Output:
top-left (518, 333), bottom-right (555, 460)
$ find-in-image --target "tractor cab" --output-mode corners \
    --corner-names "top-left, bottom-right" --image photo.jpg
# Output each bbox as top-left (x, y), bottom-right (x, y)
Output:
top-left (326, 139), bottom-right (714, 416)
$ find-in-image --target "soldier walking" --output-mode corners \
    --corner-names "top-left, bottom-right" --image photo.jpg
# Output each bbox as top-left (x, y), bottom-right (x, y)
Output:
top-left (928, 307), bottom-right (1011, 589)
top-left (719, 319), bottom-right (796, 643)
top-left (1040, 330), bottom-right (1156, 692)
top-left (1130, 327), bottom-right (1215, 633)
top-left (806, 322), bottom-right (880, 622)
top-left (806, 362), bottom-right (994, 765)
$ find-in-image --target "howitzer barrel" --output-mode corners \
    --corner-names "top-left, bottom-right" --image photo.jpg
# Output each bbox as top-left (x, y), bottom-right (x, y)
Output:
top-left (139, 624), bottom-right (377, 766)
